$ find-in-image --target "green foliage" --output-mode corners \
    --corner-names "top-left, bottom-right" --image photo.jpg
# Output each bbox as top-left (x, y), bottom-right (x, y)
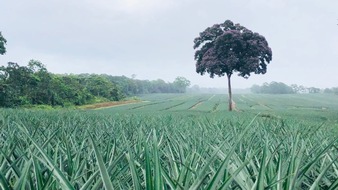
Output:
top-left (0, 61), bottom-right (191, 108)
top-left (173, 76), bottom-right (191, 93)
top-left (0, 31), bottom-right (6, 55)
top-left (251, 82), bottom-right (295, 94)
top-left (22, 104), bottom-right (55, 110)
top-left (106, 75), bottom-right (190, 95)
top-left (252, 82), bottom-right (324, 94)
top-left (324, 87), bottom-right (338, 95)
top-left (0, 62), bottom-right (125, 108)
top-left (308, 87), bottom-right (321, 93)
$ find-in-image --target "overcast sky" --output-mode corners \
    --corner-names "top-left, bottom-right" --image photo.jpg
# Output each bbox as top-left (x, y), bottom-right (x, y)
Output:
top-left (1, 0), bottom-right (338, 88)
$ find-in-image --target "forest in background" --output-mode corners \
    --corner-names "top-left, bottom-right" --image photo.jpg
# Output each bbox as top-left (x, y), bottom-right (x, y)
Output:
top-left (250, 82), bottom-right (338, 94)
top-left (1, 60), bottom-right (337, 108)
top-left (0, 60), bottom-right (191, 108)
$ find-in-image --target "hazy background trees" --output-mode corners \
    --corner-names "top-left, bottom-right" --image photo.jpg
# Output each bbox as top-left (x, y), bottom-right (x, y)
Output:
top-left (251, 82), bottom-right (293, 94)
top-left (173, 77), bottom-right (191, 93)
top-left (323, 87), bottom-right (338, 95)
top-left (250, 82), bottom-right (329, 94)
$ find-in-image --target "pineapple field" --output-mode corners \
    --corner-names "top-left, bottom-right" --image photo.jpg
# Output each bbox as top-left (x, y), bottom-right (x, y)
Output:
top-left (0, 93), bottom-right (338, 189)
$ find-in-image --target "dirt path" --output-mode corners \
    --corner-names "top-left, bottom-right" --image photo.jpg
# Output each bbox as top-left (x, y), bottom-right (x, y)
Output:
top-left (189, 101), bottom-right (204, 110)
top-left (241, 95), bottom-right (271, 110)
top-left (80, 100), bottom-right (142, 110)
top-left (208, 94), bottom-right (215, 101)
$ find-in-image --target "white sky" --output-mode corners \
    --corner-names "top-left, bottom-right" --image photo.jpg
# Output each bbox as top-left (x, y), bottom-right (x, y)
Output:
top-left (1, 0), bottom-right (338, 88)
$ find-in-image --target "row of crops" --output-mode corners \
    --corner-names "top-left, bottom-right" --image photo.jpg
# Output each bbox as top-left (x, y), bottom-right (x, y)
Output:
top-left (106, 93), bottom-right (338, 113)
top-left (107, 94), bottom-right (229, 113)
top-left (1, 103), bottom-right (337, 189)
top-left (237, 94), bottom-right (338, 111)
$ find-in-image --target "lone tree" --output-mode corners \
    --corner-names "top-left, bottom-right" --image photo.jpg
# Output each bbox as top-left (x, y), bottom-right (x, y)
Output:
top-left (0, 32), bottom-right (7, 55)
top-left (193, 20), bottom-right (272, 111)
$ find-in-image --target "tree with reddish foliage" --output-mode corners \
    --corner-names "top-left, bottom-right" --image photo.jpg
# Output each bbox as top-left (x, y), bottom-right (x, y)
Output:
top-left (193, 20), bottom-right (272, 111)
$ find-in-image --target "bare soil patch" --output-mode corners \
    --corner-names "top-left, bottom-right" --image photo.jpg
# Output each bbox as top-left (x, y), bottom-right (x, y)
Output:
top-left (80, 100), bottom-right (142, 110)
top-left (189, 101), bottom-right (204, 110)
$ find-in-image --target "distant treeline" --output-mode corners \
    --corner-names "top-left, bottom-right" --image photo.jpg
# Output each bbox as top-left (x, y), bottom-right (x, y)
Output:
top-left (0, 61), bottom-right (190, 107)
top-left (187, 85), bottom-right (251, 94)
top-left (323, 87), bottom-right (338, 95)
top-left (251, 82), bottom-right (338, 94)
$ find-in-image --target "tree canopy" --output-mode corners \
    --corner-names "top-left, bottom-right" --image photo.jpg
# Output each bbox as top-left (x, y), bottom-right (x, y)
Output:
top-left (193, 20), bottom-right (272, 110)
top-left (173, 76), bottom-right (191, 93)
top-left (194, 20), bottom-right (272, 78)
top-left (0, 61), bottom-right (191, 108)
top-left (0, 32), bottom-right (7, 55)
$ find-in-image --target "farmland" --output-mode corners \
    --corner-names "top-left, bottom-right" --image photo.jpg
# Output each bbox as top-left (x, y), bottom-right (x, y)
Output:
top-left (0, 93), bottom-right (338, 189)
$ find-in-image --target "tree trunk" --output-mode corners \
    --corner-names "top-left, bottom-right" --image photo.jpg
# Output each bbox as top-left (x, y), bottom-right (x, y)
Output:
top-left (227, 74), bottom-right (232, 111)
